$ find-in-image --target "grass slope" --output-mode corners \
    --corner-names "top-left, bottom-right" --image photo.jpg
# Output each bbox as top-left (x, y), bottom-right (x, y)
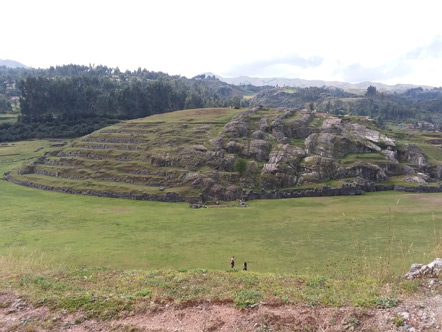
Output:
top-left (7, 108), bottom-right (246, 201)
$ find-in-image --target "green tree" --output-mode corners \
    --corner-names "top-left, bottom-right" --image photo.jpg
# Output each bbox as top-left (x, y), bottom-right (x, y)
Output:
top-left (0, 95), bottom-right (12, 112)
top-left (232, 96), bottom-right (241, 108)
top-left (365, 85), bottom-right (377, 97)
top-left (234, 158), bottom-right (247, 176)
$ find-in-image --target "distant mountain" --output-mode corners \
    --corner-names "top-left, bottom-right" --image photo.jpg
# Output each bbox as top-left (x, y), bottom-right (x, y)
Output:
top-left (204, 73), bottom-right (434, 92)
top-left (0, 59), bottom-right (28, 68)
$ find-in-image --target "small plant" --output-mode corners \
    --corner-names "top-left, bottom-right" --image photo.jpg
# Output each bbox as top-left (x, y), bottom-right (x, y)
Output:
top-left (32, 275), bottom-right (52, 290)
top-left (0, 301), bottom-right (10, 308)
top-left (256, 323), bottom-right (273, 332)
top-left (400, 280), bottom-right (420, 293)
top-left (376, 295), bottom-right (398, 309)
top-left (234, 158), bottom-right (247, 176)
top-left (342, 317), bottom-right (360, 331)
top-left (136, 289), bottom-right (151, 297)
top-left (393, 316), bottom-right (405, 327)
top-left (305, 276), bottom-right (329, 288)
top-left (234, 289), bottom-right (262, 309)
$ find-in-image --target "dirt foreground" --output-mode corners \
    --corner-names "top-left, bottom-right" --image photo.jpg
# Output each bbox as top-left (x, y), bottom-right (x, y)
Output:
top-left (1, 288), bottom-right (442, 332)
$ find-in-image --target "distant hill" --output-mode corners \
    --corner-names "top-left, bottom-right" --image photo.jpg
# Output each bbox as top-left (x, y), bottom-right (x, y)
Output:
top-left (0, 59), bottom-right (28, 68)
top-left (205, 73), bottom-right (434, 92)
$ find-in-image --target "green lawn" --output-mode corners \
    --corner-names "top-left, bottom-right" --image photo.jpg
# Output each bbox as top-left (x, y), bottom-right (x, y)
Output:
top-left (1, 140), bottom-right (442, 276)
top-left (0, 139), bottom-right (70, 174)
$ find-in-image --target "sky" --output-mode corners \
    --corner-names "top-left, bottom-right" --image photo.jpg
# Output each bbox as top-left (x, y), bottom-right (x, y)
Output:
top-left (2, 0), bottom-right (442, 86)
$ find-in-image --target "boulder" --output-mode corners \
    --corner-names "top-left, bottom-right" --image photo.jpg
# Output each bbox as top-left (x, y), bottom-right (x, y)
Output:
top-left (382, 148), bottom-right (398, 164)
top-left (398, 144), bottom-right (430, 170)
top-left (401, 164), bottom-right (415, 175)
top-left (349, 123), bottom-right (395, 147)
top-left (337, 162), bottom-right (388, 182)
top-left (259, 117), bottom-right (269, 132)
top-left (403, 173), bottom-right (430, 184)
top-left (263, 145), bottom-right (306, 174)
top-left (191, 144), bottom-right (208, 152)
top-left (305, 133), bottom-right (362, 158)
top-left (209, 138), bottom-right (224, 149)
top-left (268, 108), bottom-right (313, 142)
top-left (225, 141), bottom-right (243, 154)
top-left (305, 116), bottom-right (396, 159)
top-left (404, 258), bottom-right (442, 279)
top-left (223, 120), bottom-right (248, 138)
top-left (430, 164), bottom-right (442, 180)
top-left (251, 130), bottom-right (266, 140)
top-left (248, 139), bottom-right (271, 161)
top-left (222, 107), bottom-right (260, 139)
top-left (301, 156), bottom-right (339, 181)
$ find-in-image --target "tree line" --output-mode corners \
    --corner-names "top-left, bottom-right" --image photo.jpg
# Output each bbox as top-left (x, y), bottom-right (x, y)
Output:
top-left (317, 86), bottom-right (442, 125)
top-left (1, 65), bottom-right (441, 141)
top-left (17, 67), bottom-right (250, 123)
top-left (0, 66), bottom-right (255, 141)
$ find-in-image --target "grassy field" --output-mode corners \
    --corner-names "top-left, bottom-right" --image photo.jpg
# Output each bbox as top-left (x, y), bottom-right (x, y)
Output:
top-left (0, 139), bottom-right (441, 326)
top-left (1, 140), bottom-right (442, 276)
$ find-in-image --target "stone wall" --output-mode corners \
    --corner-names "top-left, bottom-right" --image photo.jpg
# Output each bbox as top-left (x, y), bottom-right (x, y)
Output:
top-left (241, 183), bottom-right (441, 201)
top-left (5, 176), bottom-right (203, 204)
top-left (4, 172), bottom-right (441, 204)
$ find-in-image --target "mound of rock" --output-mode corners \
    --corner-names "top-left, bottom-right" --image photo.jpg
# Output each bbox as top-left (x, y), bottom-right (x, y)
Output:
top-left (6, 107), bottom-right (441, 202)
top-left (404, 258), bottom-right (442, 280)
top-left (305, 117), bottom-right (396, 159)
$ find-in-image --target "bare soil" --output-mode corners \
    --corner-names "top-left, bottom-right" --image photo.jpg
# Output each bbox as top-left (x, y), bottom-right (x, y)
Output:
top-left (2, 283), bottom-right (442, 332)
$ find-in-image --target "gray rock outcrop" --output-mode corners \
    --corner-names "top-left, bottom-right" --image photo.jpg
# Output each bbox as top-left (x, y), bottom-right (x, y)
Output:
top-left (404, 258), bottom-right (442, 280)
top-left (6, 106), bottom-right (441, 203)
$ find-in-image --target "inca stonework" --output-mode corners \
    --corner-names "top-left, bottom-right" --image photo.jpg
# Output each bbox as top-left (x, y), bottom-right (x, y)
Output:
top-left (5, 107), bottom-right (442, 202)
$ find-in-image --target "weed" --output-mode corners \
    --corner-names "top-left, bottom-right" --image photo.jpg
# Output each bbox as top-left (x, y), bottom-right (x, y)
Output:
top-left (234, 289), bottom-right (262, 309)
top-left (136, 289), bottom-right (151, 297)
top-left (342, 317), bottom-right (360, 331)
top-left (31, 276), bottom-right (52, 290)
top-left (399, 279), bottom-right (420, 293)
top-left (0, 301), bottom-right (10, 308)
top-left (111, 325), bottom-right (143, 332)
top-left (256, 323), bottom-right (273, 331)
top-left (305, 276), bottom-right (329, 288)
top-left (376, 296), bottom-right (398, 309)
top-left (393, 316), bottom-right (405, 327)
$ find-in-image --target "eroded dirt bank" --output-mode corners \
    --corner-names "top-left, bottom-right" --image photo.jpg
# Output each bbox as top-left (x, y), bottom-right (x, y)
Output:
top-left (1, 291), bottom-right (442, 331)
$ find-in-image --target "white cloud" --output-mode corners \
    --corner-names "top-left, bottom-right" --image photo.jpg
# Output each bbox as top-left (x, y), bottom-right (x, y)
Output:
top-left (1, 0), bottom-right (442, 85)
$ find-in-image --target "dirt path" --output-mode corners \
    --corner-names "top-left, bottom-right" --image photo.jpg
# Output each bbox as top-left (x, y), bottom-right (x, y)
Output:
top-left (1, 291), bottom-right (442, 331)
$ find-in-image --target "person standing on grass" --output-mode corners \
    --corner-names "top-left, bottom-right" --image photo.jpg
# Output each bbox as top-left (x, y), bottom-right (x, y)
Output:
top-left (231, 256), bottom-right (235, 268)
top-left (243, 261), bottom-right (247, 271)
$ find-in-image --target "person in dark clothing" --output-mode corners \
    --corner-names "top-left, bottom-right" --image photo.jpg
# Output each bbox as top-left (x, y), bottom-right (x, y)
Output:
top-left (231, 256), bottom-right (235, 268)
top-left (243, 261), bottom-right (247, 271)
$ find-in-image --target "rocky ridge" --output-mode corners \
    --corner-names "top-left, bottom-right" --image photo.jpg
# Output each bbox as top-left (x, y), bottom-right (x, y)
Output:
top-left (5, 107), bottom-right (442, 202)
